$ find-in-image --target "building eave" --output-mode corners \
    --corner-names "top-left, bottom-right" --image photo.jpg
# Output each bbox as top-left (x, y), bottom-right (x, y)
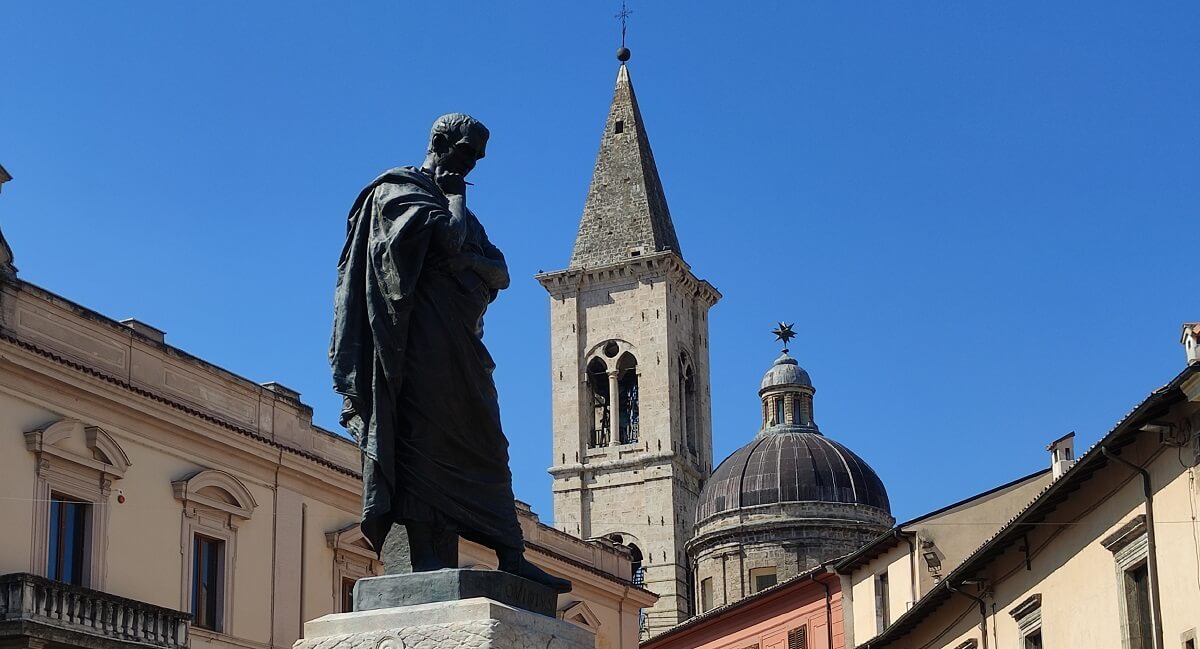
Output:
top-left (861, 363), bottom-right (1199, 648)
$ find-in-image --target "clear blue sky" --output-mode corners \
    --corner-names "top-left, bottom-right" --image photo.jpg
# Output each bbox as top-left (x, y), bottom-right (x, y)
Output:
top-left (2, 3), bottom-right (1197, 526)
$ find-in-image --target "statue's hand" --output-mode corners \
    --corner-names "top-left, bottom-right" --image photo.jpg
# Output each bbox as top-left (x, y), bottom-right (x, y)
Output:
top-left (435, 169), bottom-right (467, 196)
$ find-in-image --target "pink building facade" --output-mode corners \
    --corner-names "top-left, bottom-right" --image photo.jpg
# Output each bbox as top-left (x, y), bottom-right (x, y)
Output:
top-left (643, 568), bottom-right (843, 649)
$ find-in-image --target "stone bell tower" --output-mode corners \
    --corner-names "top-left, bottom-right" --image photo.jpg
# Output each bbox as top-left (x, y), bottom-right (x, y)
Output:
top-left (536, 53), bottom-right (720, 637)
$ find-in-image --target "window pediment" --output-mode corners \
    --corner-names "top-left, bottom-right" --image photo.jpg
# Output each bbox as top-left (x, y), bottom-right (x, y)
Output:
top-left (173, 469), bottom-right (257, 520)
top-left (25, 418), bottom-right (131, 480)
top-left (326, 523), bottom-right (380, 563)
top-left (559, 600), bottom-right (601, 629)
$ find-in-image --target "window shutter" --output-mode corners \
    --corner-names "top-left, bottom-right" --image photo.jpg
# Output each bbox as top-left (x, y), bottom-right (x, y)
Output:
top-left (788, 626), bottom-right (807, 649)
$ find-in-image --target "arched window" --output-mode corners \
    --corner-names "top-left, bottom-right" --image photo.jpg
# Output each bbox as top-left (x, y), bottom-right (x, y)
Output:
top-left (774, 397), bottom-right (786, 427)
top-left (628, 543), bottom-right (645, 584)
top-left (587, 357), bottom-right (611, 447)
top-left (680, 356), bottom-right (698, 454)
top-left (617, 352), bottom-right (639, 444)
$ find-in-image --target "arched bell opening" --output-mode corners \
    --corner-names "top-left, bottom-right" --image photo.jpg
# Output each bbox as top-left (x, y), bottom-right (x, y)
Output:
top-left (616, 352), bottom-right (639, 444)
top-left (587, 357), bottom-right (611, 448)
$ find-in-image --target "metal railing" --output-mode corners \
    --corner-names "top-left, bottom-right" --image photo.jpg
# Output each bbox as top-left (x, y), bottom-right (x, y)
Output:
top-left (0, 573), bottom-right (190, 649)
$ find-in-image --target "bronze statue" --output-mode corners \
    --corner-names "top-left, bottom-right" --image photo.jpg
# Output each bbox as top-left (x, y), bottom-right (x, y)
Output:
top-left (330, 113), bottom-right (569, 592)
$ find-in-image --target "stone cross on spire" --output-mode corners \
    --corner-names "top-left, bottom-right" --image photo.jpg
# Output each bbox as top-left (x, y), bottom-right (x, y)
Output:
top-left (568, 58), bottom-right (682, 268)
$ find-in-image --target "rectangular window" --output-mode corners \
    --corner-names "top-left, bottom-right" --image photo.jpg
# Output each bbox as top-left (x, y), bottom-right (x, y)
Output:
top-left (749, 567), bottom-right (777, 593)
top-left (192, 535), bottom-right (225, 631)
top-left (1024, 629), bottom-right (1043, 649)
top-left (340, 577), bottom-right (357, 613)
top-left (47, 494), bottom-right (90, 586)
top-left (787, 625), bottom-right (807, 649)
top-left (1125, 563), bottom-right (1152, 649)
top-left (699, 577), bottom-right (713, 613)
top-left (875, 571), bottom-right (891, 632)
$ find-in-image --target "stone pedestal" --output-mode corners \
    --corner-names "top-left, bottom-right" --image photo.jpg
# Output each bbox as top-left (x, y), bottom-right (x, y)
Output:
top-left (294, 597), bottom-right (593, 649)
top-left (294, 570), bottom-right (591, 649)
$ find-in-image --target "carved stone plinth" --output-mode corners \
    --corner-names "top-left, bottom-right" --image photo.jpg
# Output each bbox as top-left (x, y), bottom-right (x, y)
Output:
top-left (293, 597), bottom-right (592, 649)
top-left (353, 570), bottom-right (558, 618)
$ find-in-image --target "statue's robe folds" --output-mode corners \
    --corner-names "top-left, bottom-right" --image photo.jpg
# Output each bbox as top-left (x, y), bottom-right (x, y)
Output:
top-left (330, 166), bottom-right (523, 554)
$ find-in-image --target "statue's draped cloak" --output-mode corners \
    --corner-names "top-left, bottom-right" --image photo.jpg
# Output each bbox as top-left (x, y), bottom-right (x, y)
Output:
top-left (330, 166), bottom-right (523, 554)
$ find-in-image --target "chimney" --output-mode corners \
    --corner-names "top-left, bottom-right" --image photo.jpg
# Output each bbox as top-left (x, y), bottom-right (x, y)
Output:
top-left (1182, 323), bottom-right (1200, 365)
top-left (121, 318), bottom-right (165, 344)
top-left (1047, 432), bottom-right (1076, 480)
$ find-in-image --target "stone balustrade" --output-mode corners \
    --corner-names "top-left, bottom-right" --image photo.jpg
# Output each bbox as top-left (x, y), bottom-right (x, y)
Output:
top-left (0, 573), bottom-right (190, 649)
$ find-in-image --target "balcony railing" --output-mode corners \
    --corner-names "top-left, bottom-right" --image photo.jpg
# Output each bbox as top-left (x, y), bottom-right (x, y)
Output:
top-left (0, 573), bottom-right (190, 649)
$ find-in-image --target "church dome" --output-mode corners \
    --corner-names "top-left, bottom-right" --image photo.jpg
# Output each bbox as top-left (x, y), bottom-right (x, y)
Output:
top-left (759, 351), bottom-right (811, 392)
top-left (696, 431), bottom-right (891, 522)
top-left (687, 340), bottom-right (894, 612)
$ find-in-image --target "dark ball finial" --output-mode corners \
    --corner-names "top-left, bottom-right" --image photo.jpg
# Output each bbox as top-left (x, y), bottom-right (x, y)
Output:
top-left (616, 47), bottom-right (631, 62)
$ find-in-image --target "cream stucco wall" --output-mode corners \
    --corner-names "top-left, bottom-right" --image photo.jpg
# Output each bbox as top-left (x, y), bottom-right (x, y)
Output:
top-left (842, 467), bottom-right (1053, 647)
top-left (872, 394), bottom-right (1200, 649)
top-left (1, 277), bottom-right (657, 649)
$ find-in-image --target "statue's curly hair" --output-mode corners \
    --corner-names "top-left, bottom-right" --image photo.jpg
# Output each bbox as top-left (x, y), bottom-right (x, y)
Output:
top-left (428, 113), bottom-right (489, 158)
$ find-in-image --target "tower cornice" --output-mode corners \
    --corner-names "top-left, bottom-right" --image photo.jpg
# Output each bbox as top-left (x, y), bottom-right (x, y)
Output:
top-left (536, 251), bottom-right (720, 307)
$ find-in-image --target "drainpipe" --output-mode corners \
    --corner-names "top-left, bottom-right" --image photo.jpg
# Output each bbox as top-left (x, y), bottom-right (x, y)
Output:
top-left (1102, 446), bottom-right (1165, 649)
top-left (806, 567), bottom-right (834, 649)
top-left (946, 583), bottom-right (987, 649)
top-left (895, 530), bottom-right (917, 606)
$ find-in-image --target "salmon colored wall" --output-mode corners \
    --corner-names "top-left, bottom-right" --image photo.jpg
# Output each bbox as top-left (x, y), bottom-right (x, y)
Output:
top-left (646, 575), bottom-right (843, 649)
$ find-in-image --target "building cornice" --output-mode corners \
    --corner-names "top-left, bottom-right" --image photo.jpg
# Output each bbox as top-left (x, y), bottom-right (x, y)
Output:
top-left (0, 329), bottom-right (361, 482)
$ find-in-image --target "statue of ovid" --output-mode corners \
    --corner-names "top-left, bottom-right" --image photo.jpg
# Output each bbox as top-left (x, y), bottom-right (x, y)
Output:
top-left (330, 113), bottom-right (570, 593)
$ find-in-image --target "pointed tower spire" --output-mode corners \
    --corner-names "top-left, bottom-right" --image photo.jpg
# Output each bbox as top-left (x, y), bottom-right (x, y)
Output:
top-left (569, 60), bottom-right (682, 268)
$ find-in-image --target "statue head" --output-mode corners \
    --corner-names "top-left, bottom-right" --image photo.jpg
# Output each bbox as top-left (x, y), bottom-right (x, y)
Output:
top-left (425, 113), bottom-right (489, 177)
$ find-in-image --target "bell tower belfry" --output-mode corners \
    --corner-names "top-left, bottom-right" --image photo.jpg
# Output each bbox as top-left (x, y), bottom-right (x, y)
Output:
top-left (536, 54), bottom-right (720, 637)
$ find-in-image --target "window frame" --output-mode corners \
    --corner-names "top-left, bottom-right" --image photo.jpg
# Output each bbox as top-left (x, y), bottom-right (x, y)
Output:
top-left (1101, 515), bottom-right (1154, 649)
top-left (748, 566), bottom-right (778, 594)
top-left (699, 576), bottom-right (713, 613)
top-left (47, 493), bottom-right (92, 586)
top-left (26, 419), bottom-right (130, 590)
top-left (1009, 593), bottom-right (1043, 649)
top-left (875, 570), bottom-right (891, 632)
top-left (326, 524), bottom-right (383, 613)
top-left (174, 469), bottom-right (257, 637)
top-left (191, 534), bottom-right (226, 631)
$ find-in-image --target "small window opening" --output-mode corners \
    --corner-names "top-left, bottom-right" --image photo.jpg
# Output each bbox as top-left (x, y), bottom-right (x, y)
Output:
top-left (614, 120), bottom-right (625, 134)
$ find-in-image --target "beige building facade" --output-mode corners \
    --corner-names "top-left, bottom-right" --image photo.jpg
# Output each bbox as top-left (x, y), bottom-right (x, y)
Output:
top-left (858, 358), bottom-right (1200, 649)
top-left (835, 467), bottom-right (1053, 647)
top-left (540, 60), bottom-right (719, 637)
top-left (0, 178), bottom-right (654, 649)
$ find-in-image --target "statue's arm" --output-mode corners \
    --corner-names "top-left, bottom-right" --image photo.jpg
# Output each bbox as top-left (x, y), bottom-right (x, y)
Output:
top-left (468, 241), bottom-right (510, 291)
top-left (431, 195), bottom-right (468, 253)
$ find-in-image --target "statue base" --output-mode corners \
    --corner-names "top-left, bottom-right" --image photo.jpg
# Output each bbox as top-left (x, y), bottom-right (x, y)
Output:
top-left (353, 569), bottom-right (559, 618)
top-left (293, 597), bottom-right (593, 649)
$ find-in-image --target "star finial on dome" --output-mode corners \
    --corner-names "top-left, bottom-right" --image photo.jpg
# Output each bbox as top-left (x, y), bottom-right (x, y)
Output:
top-left (772, 322), bottom-right (796, 353)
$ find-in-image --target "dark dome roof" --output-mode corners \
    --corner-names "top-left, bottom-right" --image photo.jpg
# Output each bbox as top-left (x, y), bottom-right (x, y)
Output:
top-left (760, 352), bottom-right (811, 392)
top-left (697, 431), bottom-right (891, 522)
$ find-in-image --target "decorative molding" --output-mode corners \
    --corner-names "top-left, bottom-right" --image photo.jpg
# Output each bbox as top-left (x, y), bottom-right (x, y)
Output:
top-left (25, 418), bottom-right (131, 480)
top-left (1009, 593), bottom-right (1042, 621)
top-left (180, 504), bottom-right (239, 634)
top-left (326, 523), bottom-right (382, 612)
top-left (1102, 515), bottom-right (1148, 555)
top-left (24, 417), bottom-right (129, 589)
top-left (172, 469), bottom-right (257, 522)
top-left (558, 600), bottom-right (601, 630)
